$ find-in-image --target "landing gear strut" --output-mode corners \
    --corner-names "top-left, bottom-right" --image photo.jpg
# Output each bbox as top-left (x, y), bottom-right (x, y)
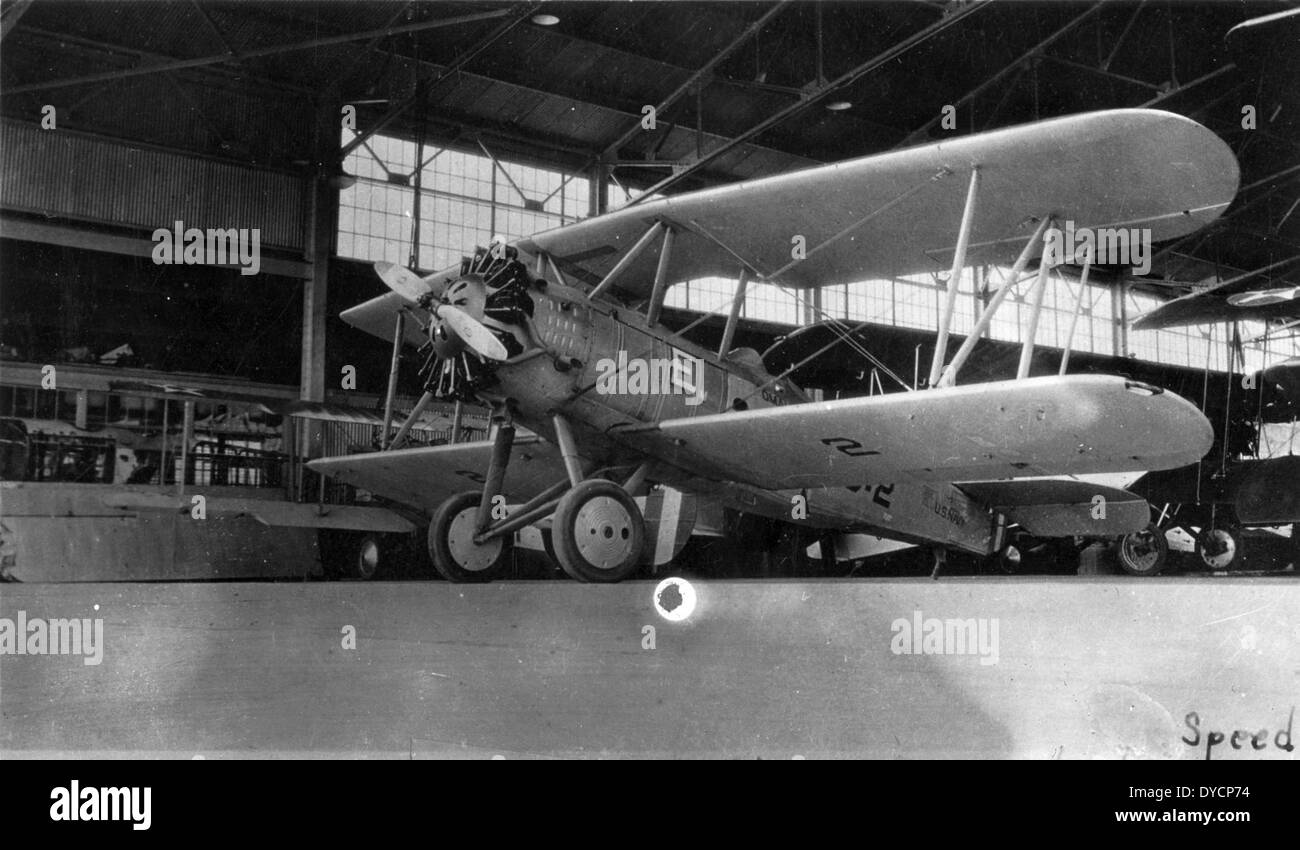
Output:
top-left (425, 412), bottom-right (648, 583)
top-left (428, 490), bottom-right (512, 582)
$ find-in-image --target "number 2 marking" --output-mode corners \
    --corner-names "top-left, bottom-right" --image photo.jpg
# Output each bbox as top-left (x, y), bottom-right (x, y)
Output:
top-left (821, 437), bottom-right (879, 457)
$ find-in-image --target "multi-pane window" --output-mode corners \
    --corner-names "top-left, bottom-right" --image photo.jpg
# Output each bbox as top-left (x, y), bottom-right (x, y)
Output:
top-left (338, 130), bottom-right (589, 273)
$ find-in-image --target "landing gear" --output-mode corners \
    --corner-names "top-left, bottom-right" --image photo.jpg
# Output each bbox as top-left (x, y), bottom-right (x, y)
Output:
top-left (1195, 525), bottom-right (1244, 571)
top-left (551, 479), bottom-right (646, 583)
top-left (992, 543), bottom-right (1022, 575)
top-left (1117, 522), bottom-right (1169, 576)
top-left (354, 534), bottom-right (384, 581)
top-left (428, 491), bottom-right (512, 582)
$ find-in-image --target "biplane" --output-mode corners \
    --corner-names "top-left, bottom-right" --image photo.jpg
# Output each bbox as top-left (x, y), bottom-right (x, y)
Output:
top-left (309, 108), bottom-right (1238, 582)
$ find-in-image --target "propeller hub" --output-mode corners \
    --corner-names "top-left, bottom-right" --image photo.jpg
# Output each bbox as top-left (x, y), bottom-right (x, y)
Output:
top-left (428, 275), bottom-right (489, 358)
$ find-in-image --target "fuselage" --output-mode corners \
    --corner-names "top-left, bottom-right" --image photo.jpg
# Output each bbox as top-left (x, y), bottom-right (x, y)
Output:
top-left (463, 279), bottom-right (997, 555)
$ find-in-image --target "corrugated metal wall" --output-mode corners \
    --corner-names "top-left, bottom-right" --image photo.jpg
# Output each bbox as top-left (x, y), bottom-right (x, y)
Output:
top-left (0, 120), bottom-right (304, 250)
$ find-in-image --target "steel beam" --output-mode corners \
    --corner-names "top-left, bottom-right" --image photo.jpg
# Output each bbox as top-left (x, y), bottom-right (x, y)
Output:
top-left (7, 9), bottom-right (514, 95)
top-left (338, 6), bottom-right (538, 159)
top-left (633, 1), bottom-right (988, 200)
top-left (897, 3), bottom-right (1104, 148)
top-left (600, 1), bottom-right (790, 159)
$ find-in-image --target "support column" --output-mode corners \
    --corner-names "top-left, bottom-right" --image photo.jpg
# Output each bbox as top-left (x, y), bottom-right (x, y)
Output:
top-left (301, 98), bottom-right (337, 404)
top-left (589, 164), bottom-right (609, 217)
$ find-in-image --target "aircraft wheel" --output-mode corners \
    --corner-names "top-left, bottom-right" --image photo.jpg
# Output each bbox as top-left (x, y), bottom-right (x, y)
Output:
top-left (1117, 523), bottom-right (1168, 576)
top-left (551, 479), bottom-right (646, 583)
top-left (1195, 525), bottom-right (1244, 571)
top-left (428, 491), bottom-right (511, 583)
top-left (993, 543), bottom-right (1022, 575)
top-left (352, 534), bottom-right (384, 581)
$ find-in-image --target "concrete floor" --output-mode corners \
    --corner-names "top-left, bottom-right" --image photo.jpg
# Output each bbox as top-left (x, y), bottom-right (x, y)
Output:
top-left (1, 577), bottom-right (1296, 759)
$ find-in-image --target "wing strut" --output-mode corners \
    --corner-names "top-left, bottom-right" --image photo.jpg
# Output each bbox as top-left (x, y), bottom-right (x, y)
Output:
top-left (929, 167), bottom-right (982, 386)
top-left (589, 221), bottom-right (667, 300)
top-left (1058, 248), bottom-right (1094, 374)
top-left (1015, 241), bottom-right (1056, 379)
top-left (937, 215), bottom-right (1053, 387)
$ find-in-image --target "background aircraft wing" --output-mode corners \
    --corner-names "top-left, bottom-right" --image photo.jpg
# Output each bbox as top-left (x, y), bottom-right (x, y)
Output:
top-left (640, 375), bottom-right (1212, 490)
top-left (517, 108), bottom-right (1236, 297)
top-left (307, 434), bottom-right (571, 511)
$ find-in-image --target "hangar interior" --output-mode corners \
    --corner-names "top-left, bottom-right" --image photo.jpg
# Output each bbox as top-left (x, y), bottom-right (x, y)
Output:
top-left (1, 0), bottom-right (1298, 580)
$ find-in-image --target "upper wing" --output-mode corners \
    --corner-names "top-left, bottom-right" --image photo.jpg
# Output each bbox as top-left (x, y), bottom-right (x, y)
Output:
top-left (636, 375), bottom-right (1212, 490)
top-left (306, 434), bottom-right (571, 511)
top-left (339, 109), bottom-right (1237, 344)
top-left (520, 109), bottom-right (1235, 296)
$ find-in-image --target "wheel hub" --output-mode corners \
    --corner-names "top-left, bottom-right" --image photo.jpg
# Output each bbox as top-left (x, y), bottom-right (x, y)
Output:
top-left (446, 507), bottom-right (505, 572)
top-left (573, 496), bottom-right (637, 570)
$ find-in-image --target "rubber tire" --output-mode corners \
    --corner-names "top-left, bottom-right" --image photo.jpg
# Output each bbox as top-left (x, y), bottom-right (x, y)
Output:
top-left (1195, 525), bottom-right (1245, 571)
top-left (1117, 522), bottom-right (1169, 576)
top-left (551, 479), bottom-right (646, 583)
top-left (353, 534), bottom-right (384, 581)
top-left (993, 543), bottom-right (1023, 575)
top-left (428, 491), bottom-right (511, 583)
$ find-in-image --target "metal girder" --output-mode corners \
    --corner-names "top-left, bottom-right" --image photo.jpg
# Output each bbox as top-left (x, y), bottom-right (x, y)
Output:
top-left (339, 4), bottom-right (539, 160)
top-left (633, 1), bottom-right (988, 201)
top-left (13, 26), bottom-right (319, 97)
top-left (600, 1), bottom-right (790, 160)
top-left (1039, 54), bottom-right (1161, 92)
top-left (6, 8), bottom-right (513, 95)
top-left (897, 3), bottom-right (1104, 148)
top-left (1, 0), bottom-right (33, 41)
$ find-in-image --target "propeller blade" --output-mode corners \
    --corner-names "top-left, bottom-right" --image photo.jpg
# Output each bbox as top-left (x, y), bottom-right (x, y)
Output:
top-left (436, 305), bottom-right (509, 361)
top-left (373, 262), bottom-right (431, 302)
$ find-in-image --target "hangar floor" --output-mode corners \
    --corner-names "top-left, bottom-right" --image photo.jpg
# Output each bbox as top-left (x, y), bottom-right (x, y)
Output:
top-left (2, 577), bottom-right (1295, 759)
